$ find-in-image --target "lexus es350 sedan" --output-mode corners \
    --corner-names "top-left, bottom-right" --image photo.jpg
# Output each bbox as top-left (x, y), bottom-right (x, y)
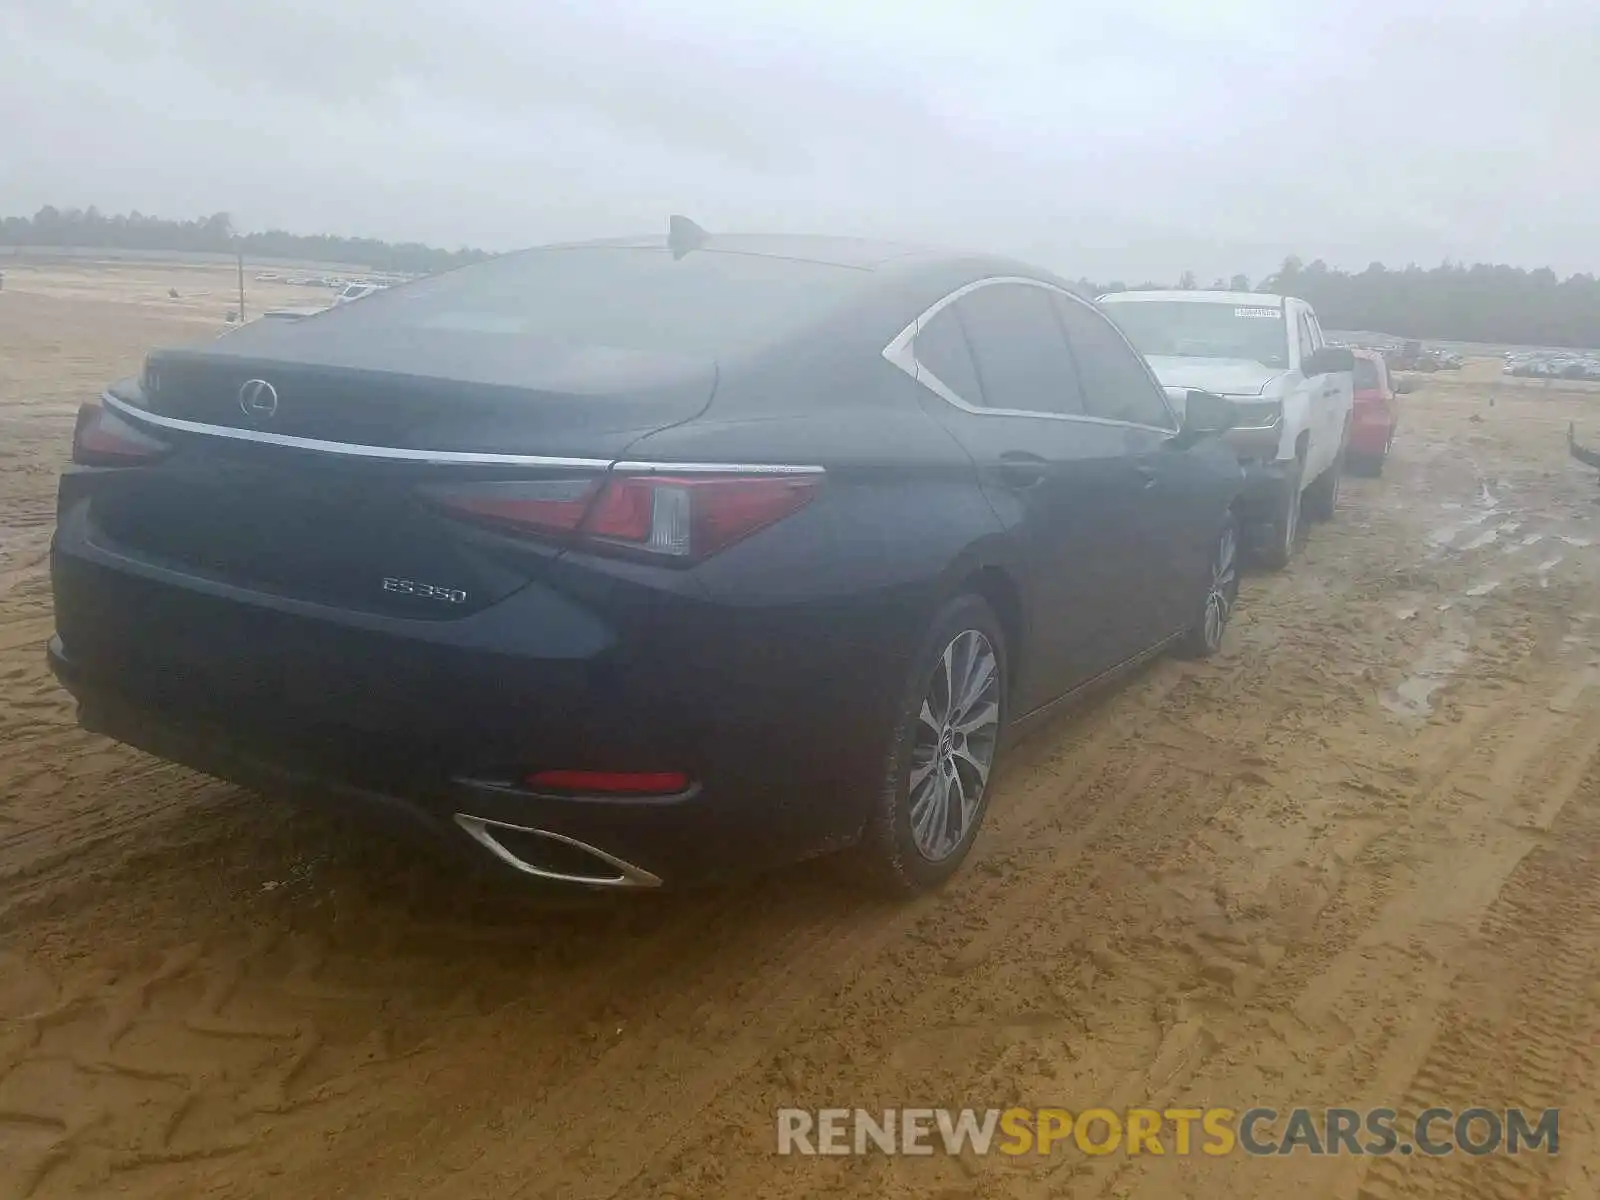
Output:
top-left (49, 222), bottom-right (1243, 895)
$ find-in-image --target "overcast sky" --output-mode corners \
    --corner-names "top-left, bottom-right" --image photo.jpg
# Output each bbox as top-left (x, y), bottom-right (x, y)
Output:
top-left (4, 0), bottom-right (1595, 283)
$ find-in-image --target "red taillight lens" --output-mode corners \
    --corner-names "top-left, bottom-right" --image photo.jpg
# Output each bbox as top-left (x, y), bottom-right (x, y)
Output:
top-left (423, 478), bottom-right (605, 539)
top-left (584, 476), bottom-right (659, 544)
top-left (427, 472), bottom-right (819, 561)
top-left (525, 769), bottom-right (691, 795)
top-left (585, 474), bottom-right (819, 558)
top-left (71, 402), bottom-right (171, 467)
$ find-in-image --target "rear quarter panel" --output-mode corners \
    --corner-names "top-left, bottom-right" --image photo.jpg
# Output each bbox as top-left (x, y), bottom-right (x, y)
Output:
top-left (610, 389), bottom-right (1015, 840)
top-left (618, 387), bottom-right (1010, 616)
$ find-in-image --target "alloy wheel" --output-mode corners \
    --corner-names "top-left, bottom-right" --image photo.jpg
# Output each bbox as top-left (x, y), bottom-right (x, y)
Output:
top-left (1204, 523), bottom-right (1239, 651)
top-left (907, 629), bottom-right (1001, 862)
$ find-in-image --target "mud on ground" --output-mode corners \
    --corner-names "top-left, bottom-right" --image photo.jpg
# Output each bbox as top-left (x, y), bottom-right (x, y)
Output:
top-left (4, 266), bottom-right (1600, 1199)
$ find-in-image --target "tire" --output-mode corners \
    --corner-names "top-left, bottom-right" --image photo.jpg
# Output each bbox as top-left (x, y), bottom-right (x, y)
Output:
top-left (1175, 511), bottom-right (1241, 660)
top-left (1255, 457), bottom-right (1304, 571)
top-left (1304, 445), bottom-right (1344, 523)
top-left (856, 594), bottom-right (1008, 896)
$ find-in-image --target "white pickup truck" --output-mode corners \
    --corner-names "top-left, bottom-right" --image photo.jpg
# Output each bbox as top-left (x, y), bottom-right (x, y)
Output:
top-left (1096, 290), bottom-right (1354, 568)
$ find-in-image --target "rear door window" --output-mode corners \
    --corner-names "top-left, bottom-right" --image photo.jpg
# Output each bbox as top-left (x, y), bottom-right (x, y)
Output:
top-left (1054, 296), bottom-right (1175, 428)
top-left (955, 283), bottom-right (1086, 415)
top-left (1353, 358), bottom-right (1382, 389)
top-left (912, 304), bottom-right (984, 407)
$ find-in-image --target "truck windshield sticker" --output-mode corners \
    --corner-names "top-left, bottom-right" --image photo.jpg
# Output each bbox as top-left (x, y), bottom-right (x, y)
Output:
top-left (1235, 307), bottom-right (1280, 319)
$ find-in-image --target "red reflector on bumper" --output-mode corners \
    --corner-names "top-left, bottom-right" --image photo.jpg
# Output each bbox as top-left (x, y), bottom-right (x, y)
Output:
top-left (525, 769), bottom-right (690, 795)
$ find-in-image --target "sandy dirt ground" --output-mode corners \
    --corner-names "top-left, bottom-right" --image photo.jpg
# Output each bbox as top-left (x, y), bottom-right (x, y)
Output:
top-left (5, 263), bottom-right (1600, 1199)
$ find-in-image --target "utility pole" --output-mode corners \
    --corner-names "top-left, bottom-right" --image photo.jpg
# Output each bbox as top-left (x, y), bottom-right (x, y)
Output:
top-left (236, 246), bottom-right (246, 322)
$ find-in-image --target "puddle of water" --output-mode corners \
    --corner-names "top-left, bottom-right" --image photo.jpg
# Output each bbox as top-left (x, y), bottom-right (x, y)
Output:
top-left (1459, 521), bottom-right (1519, 552)
top-left (1383, 628), bottom-right (1471, 719)
top-left (1537, 555), bottom-right (1565, 573)
top-left (1427, 509), bottom-right (1500, 553)
top-left (1465, 580), bottom-right (1501, 597)
top-left (1519, 533), bottom-right (1546, 547)
top-left (1395, 606), bottom-right (1418, 621)
top-left (1559, 535), bottom-right (1593, 548)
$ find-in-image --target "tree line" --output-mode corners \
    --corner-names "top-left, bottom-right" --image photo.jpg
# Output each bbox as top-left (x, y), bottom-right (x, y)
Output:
top-left (1089, 258), bottom-right (1600, 349)
top-left (0, 206), bottom-right (488, 276)
top-left (6, 208), bottom-right (1599, 348)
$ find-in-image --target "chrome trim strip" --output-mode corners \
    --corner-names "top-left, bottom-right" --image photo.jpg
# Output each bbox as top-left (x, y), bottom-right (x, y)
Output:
top-left (453, 813), bottom-right (664, 888)
top-left (882, 276), bottom-right (1181, 435)
top-left (612, 460), bottom-right (825, 476)
top-left (102, 392), bottom-right (612, 469)
top-left (103, 393), bottom-right (827, 476)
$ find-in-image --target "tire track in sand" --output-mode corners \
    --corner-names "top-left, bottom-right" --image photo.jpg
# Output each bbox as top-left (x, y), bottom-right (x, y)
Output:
top-left (1046, 655), bottom-right (1600, 1200)
top-left (279, 643), bottom-right (1275, 1199)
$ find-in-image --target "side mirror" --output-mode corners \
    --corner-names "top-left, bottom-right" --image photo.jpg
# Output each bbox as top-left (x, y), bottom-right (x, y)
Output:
top-left (1304, 347), bottom-right (1356, 376)
top-left (1170, 389), bottom-right (1235, 448)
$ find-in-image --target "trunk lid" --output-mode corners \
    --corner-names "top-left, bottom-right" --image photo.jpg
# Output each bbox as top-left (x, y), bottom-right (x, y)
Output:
top-left (95, 328), bottom-right (717, 617)
top-left (86, 444), bottom-right (583, 620)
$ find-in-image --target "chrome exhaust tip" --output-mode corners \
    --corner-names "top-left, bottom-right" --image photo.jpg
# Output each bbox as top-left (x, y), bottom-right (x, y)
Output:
top-left (452, 813), bottom-right (663, 889)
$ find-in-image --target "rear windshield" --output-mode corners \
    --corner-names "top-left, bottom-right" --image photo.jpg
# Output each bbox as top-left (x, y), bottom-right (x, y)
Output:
top-left (326, 246), bottom-right (870, 357)
top-left (1353, 357), bottom-right (1382, 389)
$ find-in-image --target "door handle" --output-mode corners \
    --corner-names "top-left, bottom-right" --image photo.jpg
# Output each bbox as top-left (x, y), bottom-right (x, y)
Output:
top-left (993, 452), bottom-right (1047, 490)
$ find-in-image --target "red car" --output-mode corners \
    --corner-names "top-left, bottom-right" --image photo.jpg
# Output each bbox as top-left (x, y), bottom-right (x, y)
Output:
top-left (1347, 349), bottom-right (1398, 475)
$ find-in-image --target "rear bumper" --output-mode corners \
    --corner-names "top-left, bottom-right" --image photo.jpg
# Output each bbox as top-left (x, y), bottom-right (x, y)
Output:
top-left (1347, 430), bottom-right (1390, 456)
top-left (48, 514), bottom-right (919, 887)
top-left (1348, 413), bottom-right (1394, 456)
top-left (48, 626), bottom-right (871, 888)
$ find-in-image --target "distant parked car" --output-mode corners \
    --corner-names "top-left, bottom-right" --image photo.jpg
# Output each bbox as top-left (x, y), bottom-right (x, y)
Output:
top-left (1387, 341), bottom-right (1449, 373)
top-left (50, 227), bottom-right (1246, 895)
top-left (333, 282), bottom-right (385, 305)
top-left (1346, 350), bottom-right (1398, 476)
top-left (260, 306), bottom-right (329, 321)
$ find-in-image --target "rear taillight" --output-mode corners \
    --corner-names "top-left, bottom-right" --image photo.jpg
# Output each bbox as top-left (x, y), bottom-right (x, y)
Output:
top-left (421, 478), bottom-right (603, 540)
top-left (71, 402), bottom-right (171, 467)
top-left (585, 475), bottom-right (818, 558)
top-left (427, 471), bottom-right (819, 561)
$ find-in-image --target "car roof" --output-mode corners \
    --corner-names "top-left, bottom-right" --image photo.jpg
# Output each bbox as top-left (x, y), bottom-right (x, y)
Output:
top-left (1099, 290), bottom-right (1288, 307)
top-left (543, 233), bottom-right (937, 271)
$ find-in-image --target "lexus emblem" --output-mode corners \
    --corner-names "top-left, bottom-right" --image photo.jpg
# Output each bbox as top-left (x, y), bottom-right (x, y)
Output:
top-left (238, 378), bottom-right (279, 420)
